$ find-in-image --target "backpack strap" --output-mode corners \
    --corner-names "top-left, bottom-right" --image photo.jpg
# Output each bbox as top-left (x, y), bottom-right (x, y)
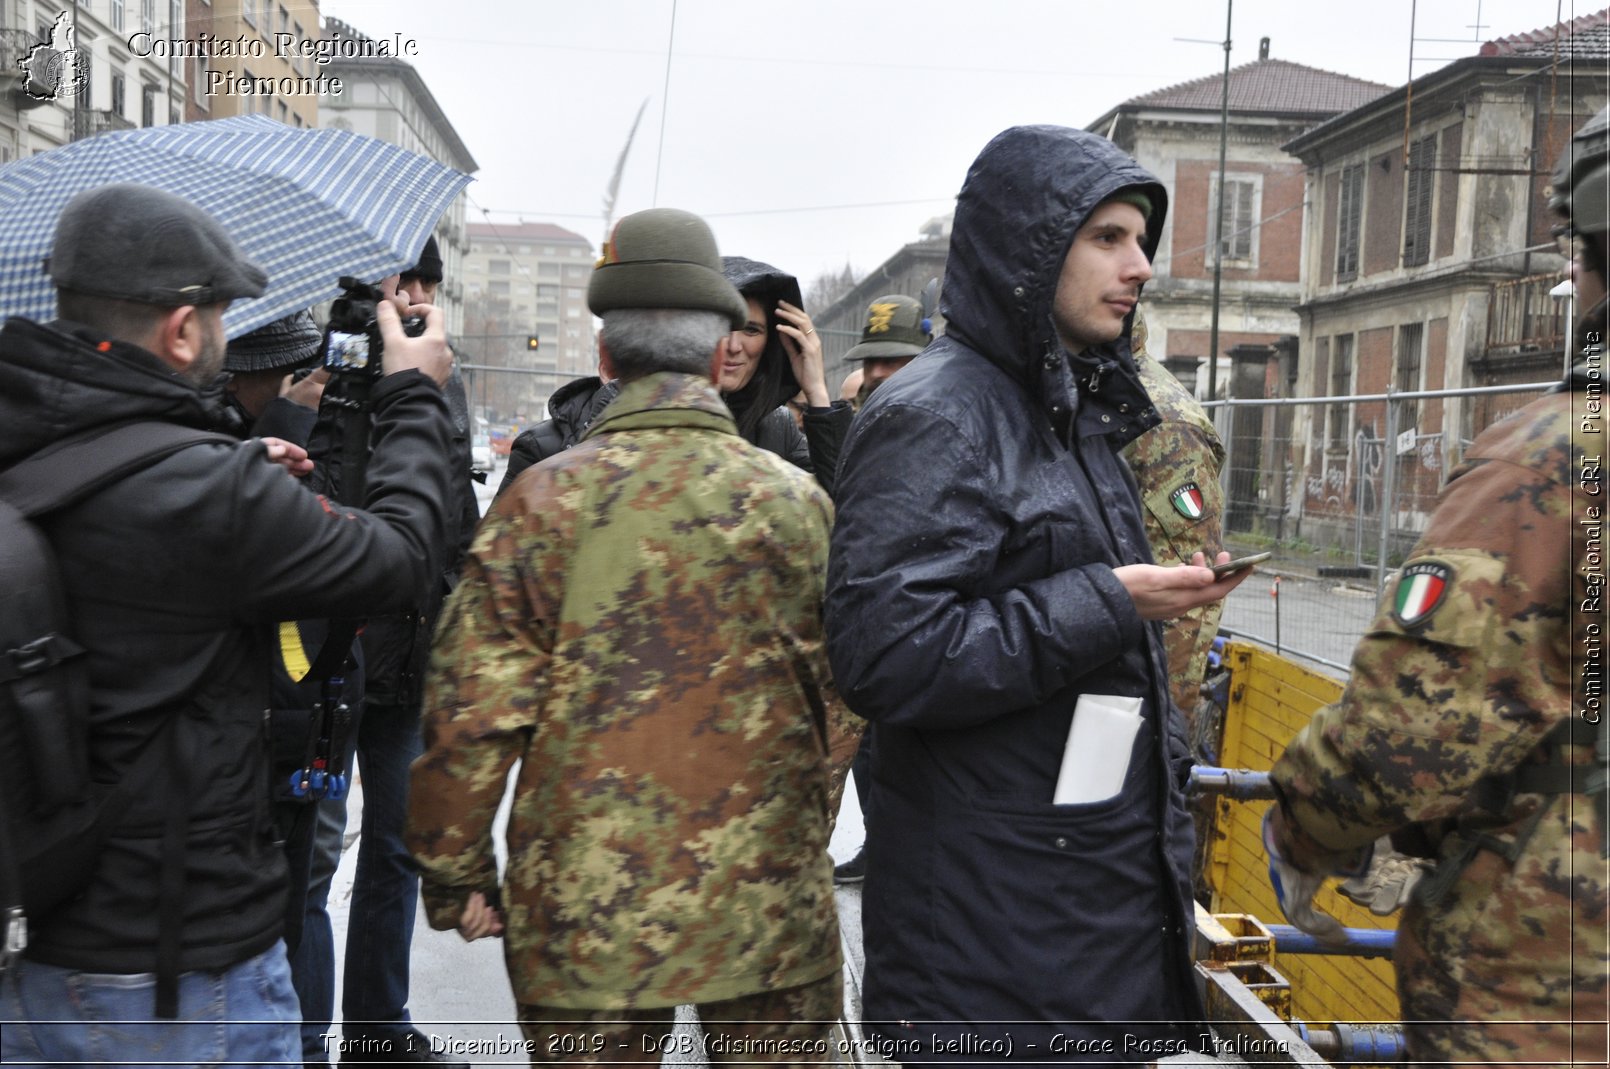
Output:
top-left (0, 421), bottom-right (235, 518)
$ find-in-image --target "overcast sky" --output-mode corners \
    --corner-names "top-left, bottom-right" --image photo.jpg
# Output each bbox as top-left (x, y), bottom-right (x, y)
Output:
top-left (318, 0), bottom-right (1599, 292)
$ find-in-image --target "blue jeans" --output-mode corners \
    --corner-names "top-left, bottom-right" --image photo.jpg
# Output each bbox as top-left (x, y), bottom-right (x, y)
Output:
top-left (1, 942), bottom-right (299, 1068)
top-left (328, 699), bottom-right (424, 1041)
top-left (290, 798), bottom-right (348, 1063)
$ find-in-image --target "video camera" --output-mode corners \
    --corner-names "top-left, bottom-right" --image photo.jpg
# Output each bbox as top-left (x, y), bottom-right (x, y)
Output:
top-left (322, 276), bottom-right (426, 380)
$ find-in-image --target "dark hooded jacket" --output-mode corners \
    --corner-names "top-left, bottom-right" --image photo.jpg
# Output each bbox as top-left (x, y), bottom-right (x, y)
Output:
top-left (720, 256), bottom-right (852, 496)
top-left (496, 374), bottom-right (621, 497)
top-left (824, 126), bottom-right (1205, 1057)
top-left (0, 316), bottom-right (452, 977)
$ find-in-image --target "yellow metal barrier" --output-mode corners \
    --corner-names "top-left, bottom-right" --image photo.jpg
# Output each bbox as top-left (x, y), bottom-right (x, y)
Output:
top-left (1204, 642), bottom-right (1401, 1028)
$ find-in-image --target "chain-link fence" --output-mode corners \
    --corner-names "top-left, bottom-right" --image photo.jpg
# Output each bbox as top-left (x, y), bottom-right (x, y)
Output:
top-left (1208, 379), bottom-right (1558, 675)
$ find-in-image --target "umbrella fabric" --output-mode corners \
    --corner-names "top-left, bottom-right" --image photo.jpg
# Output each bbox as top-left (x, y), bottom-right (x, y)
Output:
top-left (0, 114), bottom-right (472, 337)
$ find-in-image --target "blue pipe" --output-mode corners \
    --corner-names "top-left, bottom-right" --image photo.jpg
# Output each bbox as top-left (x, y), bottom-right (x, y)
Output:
top-left (1187, 766), bottom-right (1276, 799)
top-left (1332, 1021), bottom-right (1408, 1062)
top-left (1267, 923), bottom-right (1396, 958)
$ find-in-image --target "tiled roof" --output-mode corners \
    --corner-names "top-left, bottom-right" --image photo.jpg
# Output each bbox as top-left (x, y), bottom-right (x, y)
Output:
top-left (1120, 58), bottom-right (1392, 115)
top-left (1479, 8), bottom-right (1610, 59)
top-left (468, 221), bottom-right (591, 246)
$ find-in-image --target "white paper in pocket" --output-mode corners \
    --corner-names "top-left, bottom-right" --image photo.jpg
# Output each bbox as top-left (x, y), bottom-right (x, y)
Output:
top-left (1053, 693), bottom-right (1143, 805)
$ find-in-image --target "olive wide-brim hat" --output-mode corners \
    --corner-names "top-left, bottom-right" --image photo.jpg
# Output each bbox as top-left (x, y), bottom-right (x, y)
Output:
top-left (587, 208), bottom-right (746, 328)
top-left (842, 292), bottom-right (932, 364)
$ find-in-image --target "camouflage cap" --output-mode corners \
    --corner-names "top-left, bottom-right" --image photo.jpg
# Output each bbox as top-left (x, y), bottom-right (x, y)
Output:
top-left (843, 293), bottom-right (932, 364)
top-left (588, 208), bottom-right (747, 328)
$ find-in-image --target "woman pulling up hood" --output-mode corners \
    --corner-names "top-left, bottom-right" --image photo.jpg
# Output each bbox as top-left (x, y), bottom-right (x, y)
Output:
top-left (719, 256), bottom-right (852, 497)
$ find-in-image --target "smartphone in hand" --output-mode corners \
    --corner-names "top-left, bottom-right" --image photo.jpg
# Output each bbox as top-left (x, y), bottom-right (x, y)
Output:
top-left (1211, 551), bottom-right (1272, 578)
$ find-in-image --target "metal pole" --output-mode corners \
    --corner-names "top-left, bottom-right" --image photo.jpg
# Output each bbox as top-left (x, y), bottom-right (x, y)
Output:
top-left (1354, 436), bottom-right (1366, 568)
top-left (1206, 0), bottom-right (1233, 404)
top-left (1376, 391), bottom-right (1400, 597)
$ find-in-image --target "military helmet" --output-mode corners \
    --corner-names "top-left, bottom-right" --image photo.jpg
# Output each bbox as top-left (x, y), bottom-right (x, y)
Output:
top-left (1550, 105), bottom-right (1610, 236)
top-left (842, 293), bottom-right (932, 364)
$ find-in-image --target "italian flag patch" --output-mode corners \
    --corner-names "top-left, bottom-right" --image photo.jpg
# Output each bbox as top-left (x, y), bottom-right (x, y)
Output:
top-left (1392, 561), bottom-right (1452, 629)
top-left (1170, 483), bottom-right (1205, 520)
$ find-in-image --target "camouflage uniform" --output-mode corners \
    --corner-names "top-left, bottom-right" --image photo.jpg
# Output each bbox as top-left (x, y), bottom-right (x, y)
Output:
top-left (1122, 322), bottom-right (1226, 717)
top-left (407, 372), bottom-right (842, 1012)
top-left (1268, 375), bottom-right (1608, 1066)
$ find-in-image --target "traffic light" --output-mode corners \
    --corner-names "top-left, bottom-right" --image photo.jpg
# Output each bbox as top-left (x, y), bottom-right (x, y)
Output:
top-left (526, 335), bottom-right (540, 351)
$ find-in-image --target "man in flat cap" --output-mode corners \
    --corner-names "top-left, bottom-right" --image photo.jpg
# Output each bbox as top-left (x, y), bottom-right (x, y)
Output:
top-left (0, 183), bottom-right (455, 1065)
top-left (408, 207), bottom-right (842, 1062)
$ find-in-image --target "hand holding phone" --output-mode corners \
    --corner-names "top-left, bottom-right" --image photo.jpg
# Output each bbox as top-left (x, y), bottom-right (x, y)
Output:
top-left (1211, 551), bottom-right (1272, 578)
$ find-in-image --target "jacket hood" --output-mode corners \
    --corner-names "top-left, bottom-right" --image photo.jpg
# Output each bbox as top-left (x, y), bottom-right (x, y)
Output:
top-left (942, 126), bottom-right (1167, 398)
top-left (720, 256), bottom-right (805, 431)
top-left (547, 373), bottom-right (606, 420)
top-left (0, 317), bottom-right (228, 466)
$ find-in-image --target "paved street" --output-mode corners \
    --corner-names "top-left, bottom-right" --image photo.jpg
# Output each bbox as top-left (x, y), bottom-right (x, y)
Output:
top-left (1218, 566), bottom-right (1381, 673)
top-left (328, 767), bottom-right (869, 1067)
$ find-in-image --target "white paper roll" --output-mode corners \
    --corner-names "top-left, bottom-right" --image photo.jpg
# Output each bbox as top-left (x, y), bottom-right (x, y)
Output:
top-left (1053, 694), bottom-right (1143, 805)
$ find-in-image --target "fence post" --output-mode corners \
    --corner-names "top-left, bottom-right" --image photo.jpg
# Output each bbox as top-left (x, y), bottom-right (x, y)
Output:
top-left (1376, 389), bottom-right (1400, 599)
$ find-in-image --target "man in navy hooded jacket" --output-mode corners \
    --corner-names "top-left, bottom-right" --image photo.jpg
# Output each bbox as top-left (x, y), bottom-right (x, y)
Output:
top-left (825, 126), bottom-right (1247, 1060)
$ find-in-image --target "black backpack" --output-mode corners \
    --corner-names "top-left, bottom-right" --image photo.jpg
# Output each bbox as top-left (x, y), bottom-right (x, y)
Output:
top-left (0, 422), bottom-right (229, 973)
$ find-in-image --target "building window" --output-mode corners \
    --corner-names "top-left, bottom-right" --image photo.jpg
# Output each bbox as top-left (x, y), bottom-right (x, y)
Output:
top-left (169, 0), bottom-right (183, 77)
top-left (490, 259), bottom-right (510, 275)
top-left (1328, 334), bottom-right (1354, 449)
top-left (110, 0), bottom-right (124, 31)
top-left (110, 73), bottom-right (125, 118)
top-left (192, 57), bottom-right (209, 109)
top-left (1395, 323), bottom-right (1424, 431)
top-left (1402, 135), bottom-right (1437, 268)
top-left (140, 0), bottom-right (154, 33)
top-left (490, 280), bottom-right (510, 296)
top-left (279, 5), bottom-right (289, 36)
top-left (141, 82), bottom-right (156, 127)
top-left (1210, 176), bottom-right (1258, 265)
top-left (1336, 163), bottom-right (1364, 282)
top-left (242, 0), bottom-right (256, 26)
top-left (74, 42), bottom-right (91, 106)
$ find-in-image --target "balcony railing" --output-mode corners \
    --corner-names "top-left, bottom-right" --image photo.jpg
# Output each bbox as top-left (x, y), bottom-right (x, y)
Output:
top-left (1486, 272), bottom-right (1568, 355)
top-left (73, 107), bottom-right (135, 140)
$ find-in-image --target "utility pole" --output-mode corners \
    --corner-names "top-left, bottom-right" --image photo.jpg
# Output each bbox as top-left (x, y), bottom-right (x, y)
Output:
top-left (1206, 0), bottom-right (1233, 404)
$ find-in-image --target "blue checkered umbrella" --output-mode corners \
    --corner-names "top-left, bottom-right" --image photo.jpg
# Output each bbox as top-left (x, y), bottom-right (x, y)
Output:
top-left (0, 114), bottom-right (473, 337)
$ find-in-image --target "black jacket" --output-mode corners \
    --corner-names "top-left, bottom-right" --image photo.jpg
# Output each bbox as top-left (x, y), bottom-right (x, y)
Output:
top-left (308, 368), bottom-right (478, 709)
top-left (0, 316), bottom-right (453, 975)
top-left (824, 127), bottom-right (1204, 1055)
top-left (721, 256), bottom-right (852, 497)
top-left (496, 375), bottom-right (620, 497)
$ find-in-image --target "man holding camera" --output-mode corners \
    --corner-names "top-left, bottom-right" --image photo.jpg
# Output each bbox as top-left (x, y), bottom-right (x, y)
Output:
top-left (305, 237), bottom-right (479, 1065)
top-left (0, 184), bottom-right (455, 1065)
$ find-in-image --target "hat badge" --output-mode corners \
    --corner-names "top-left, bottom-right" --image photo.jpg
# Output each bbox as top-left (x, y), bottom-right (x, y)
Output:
top-left (867, 302), bottom-right (899, 334)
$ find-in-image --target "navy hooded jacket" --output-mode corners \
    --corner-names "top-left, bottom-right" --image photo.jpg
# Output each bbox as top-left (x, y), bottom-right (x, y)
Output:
top-left (825, 126), bottom-right (1206, 1058)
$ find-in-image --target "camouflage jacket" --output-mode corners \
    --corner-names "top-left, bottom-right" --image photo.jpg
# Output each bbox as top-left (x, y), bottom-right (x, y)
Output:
top-left (407, 372), bottom-right (842, 1010)
top-left (1123, 348), bottom-right (1226, 717)
top-left (1269, 382), bottom-right (1607, 1063)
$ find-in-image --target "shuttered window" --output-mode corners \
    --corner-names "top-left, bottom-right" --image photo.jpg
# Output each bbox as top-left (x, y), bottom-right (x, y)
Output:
top-left (1395, 323), bottom-right (1424, 431)
top-left (1329, 334), bottom-right (1354, 449)
top-left (1336, 164), bottom-right (1364, 281)
top-left (1402, 135), bottom-right (1437, 267)
top-left (1210, 177), bottom-right (1257, 264)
